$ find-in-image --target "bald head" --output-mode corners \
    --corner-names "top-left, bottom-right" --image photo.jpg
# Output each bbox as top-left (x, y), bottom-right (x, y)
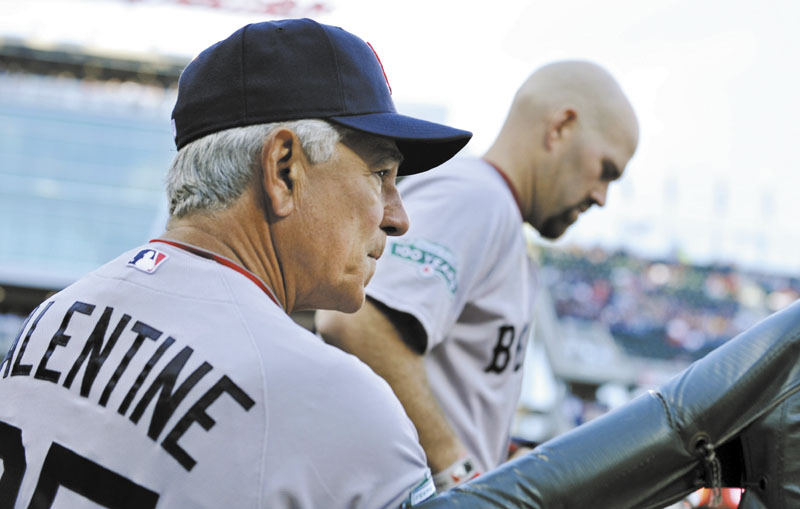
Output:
top-left (485, 60), bottom-right (639, 238)
top-left (504, 60), bottom-right (638, 154)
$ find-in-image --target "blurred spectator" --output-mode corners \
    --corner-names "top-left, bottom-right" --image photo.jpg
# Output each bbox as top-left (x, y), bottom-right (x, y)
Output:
top-left (541, 245), bottom-right (799, 363)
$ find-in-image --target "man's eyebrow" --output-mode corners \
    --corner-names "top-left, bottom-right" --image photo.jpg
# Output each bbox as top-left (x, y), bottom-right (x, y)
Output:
top-left (372, 145), bottom-right (404, 168)
top-left (343, 132), bottom-right (404, 168)
top-left (601, 159), bottom-right (622, 181)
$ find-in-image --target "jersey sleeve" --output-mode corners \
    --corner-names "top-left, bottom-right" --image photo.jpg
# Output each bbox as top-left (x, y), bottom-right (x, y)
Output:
top-left (262, 335), bottom-right (434, 508)
top-left (367, 167), bottom-right (521, 352)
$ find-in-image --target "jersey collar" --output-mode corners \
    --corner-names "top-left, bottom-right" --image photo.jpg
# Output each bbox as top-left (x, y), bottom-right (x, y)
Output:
top-left (150, 239), bottom-right (281, 308)
top-left (482, 159), bottom-right (524, 218)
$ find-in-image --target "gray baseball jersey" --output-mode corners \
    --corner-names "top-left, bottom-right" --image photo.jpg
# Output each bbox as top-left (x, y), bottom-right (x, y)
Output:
top-left (366, 158), bottom-right (537, 473)
top-left (0, 240), bottom-right (435, 508)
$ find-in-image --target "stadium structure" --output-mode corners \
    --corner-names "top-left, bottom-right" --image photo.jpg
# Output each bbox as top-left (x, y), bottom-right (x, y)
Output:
top-left (0, 30), bottom-right (187, 349)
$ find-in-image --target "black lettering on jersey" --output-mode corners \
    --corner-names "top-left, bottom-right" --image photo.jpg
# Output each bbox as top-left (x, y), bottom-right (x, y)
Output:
top-left (485, 325), bottom-right (515, 374)
top-left (0, 419), bottom-right (160, 508)
top-left (63, 307), bottom-right (132, 397)
top-left (34, 301), bottom-right (95, 384)
top-left (0, 420), bottom-right (27, 506)
top-left (98, 321), bottom-right (162, 407)
top-left (162, 375), bottom-right (255, 471)
top-left (11, 301), bottom-right (55, 378)
top-left (1, 303), bottom-right (41, 379)
top-left (34, 442), bottom-right (159, 508)
top-left (129, 346), bottom-right (212, 442)
top-left (513, 323), bottom-right (530, 372)
top-left (118, 337), bottom-right (175, 416)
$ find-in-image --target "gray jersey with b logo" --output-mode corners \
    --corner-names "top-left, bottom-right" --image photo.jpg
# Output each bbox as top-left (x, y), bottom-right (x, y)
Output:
top-left (367, 158), bottom-right (538, 473)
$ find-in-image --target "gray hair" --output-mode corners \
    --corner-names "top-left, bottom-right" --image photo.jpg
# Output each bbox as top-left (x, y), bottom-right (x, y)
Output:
top-left (167, 119), bottom-right (344, 217)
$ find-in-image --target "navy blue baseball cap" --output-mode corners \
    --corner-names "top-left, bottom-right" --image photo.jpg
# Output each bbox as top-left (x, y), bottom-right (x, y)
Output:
top-left (171, 18), bottom-right (472, 175)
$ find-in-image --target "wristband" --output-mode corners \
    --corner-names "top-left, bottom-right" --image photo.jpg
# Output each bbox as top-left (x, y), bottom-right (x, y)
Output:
top-left (432, 455), bottom-right (480, 491)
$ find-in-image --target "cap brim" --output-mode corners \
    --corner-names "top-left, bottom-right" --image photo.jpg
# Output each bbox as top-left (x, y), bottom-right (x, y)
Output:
top-left (329, 113), bottom-right (472, 175)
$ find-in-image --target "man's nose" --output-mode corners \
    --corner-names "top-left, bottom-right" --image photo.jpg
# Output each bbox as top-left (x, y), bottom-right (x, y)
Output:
top-left (381, 187), bottom-right (410, 236)
top-left (590, 182), bottom-right (609, 208)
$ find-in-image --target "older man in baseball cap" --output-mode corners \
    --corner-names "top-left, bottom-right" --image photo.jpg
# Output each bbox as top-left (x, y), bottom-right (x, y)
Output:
top-left (0, 18), bottom-right (470, 508)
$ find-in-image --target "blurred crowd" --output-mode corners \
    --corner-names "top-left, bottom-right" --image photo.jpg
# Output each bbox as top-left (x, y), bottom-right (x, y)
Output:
top-left (540, 245), bottom-right (800, 363)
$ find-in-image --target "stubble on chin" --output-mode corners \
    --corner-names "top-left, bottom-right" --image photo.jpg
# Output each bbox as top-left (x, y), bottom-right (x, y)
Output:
top-left (539, 215), bottom-right (569, 239)
top-left (540, 202), bottom-right (588, 239)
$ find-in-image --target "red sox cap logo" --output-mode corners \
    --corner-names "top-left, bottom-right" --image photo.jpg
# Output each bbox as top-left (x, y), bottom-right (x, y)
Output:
top-left (366, 42), bottom-right (392, 94)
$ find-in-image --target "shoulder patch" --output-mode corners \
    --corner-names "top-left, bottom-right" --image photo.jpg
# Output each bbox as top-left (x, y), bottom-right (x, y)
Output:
top-left (389, 239), bottom-right (458, 294)
top-left (127, 248), bottom-right (169, 274)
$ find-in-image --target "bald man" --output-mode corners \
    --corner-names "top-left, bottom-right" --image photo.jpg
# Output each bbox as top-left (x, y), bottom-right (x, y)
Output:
top-left (316, 60), bottom-right (639, 490)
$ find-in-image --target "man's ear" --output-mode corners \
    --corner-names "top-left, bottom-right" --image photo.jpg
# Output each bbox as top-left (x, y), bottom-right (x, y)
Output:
top-left (544, 108), bottom-right (578, 150)
top-left (260, 128), bottom-right (303, 218)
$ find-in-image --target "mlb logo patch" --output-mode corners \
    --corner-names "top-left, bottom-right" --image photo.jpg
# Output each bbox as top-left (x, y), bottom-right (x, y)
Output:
top-left (127, 248), bottom-right (169, 274)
